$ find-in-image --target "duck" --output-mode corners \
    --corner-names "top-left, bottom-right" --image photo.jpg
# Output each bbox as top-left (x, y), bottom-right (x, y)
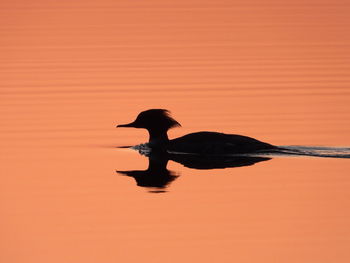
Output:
top-left (117, 109), bottom-right (278, 155)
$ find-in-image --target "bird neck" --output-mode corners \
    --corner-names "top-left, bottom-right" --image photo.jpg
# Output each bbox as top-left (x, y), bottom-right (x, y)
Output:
top-left (147, 128), bottom-right (169, 148)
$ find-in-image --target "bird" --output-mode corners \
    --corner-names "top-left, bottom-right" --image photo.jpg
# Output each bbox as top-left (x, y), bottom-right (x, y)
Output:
top-left (117, 109), bottom-right (278, 155)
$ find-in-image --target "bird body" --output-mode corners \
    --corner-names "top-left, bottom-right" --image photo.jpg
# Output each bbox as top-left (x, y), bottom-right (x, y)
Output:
top-left (168, 131), bottom-right (276, 155)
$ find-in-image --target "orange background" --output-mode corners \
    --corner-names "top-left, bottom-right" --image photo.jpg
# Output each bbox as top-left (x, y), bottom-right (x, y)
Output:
top-left (1, 1), bottom-right (350, 263)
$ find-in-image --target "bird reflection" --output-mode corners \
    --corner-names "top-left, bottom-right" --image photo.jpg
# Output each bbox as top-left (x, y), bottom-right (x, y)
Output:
top-left (117, 151), bottom-right (179, 193)
top-left (169, 153), bottom-right (271, 170)
top-left (117, 149), bottom-right (271, 192)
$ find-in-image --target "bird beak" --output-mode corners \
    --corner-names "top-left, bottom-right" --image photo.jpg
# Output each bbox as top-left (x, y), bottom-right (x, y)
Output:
top-left (116, 122), bottom-right (136, 128)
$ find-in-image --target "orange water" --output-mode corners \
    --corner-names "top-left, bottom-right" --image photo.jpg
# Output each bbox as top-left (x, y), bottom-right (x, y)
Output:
top-left (1, 1), bottom-right (350, 262)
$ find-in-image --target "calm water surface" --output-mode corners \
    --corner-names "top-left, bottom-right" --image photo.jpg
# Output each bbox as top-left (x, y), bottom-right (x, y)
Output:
top-left (1, 1), bottom-right (350, 263)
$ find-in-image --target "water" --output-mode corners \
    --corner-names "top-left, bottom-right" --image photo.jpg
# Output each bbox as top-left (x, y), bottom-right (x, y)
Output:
top-left (1, 1), bottom-right (350, 262)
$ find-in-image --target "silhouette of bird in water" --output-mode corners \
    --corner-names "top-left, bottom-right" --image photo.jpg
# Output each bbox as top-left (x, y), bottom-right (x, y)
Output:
top-left (117, 109), bottom-right (278, 155)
